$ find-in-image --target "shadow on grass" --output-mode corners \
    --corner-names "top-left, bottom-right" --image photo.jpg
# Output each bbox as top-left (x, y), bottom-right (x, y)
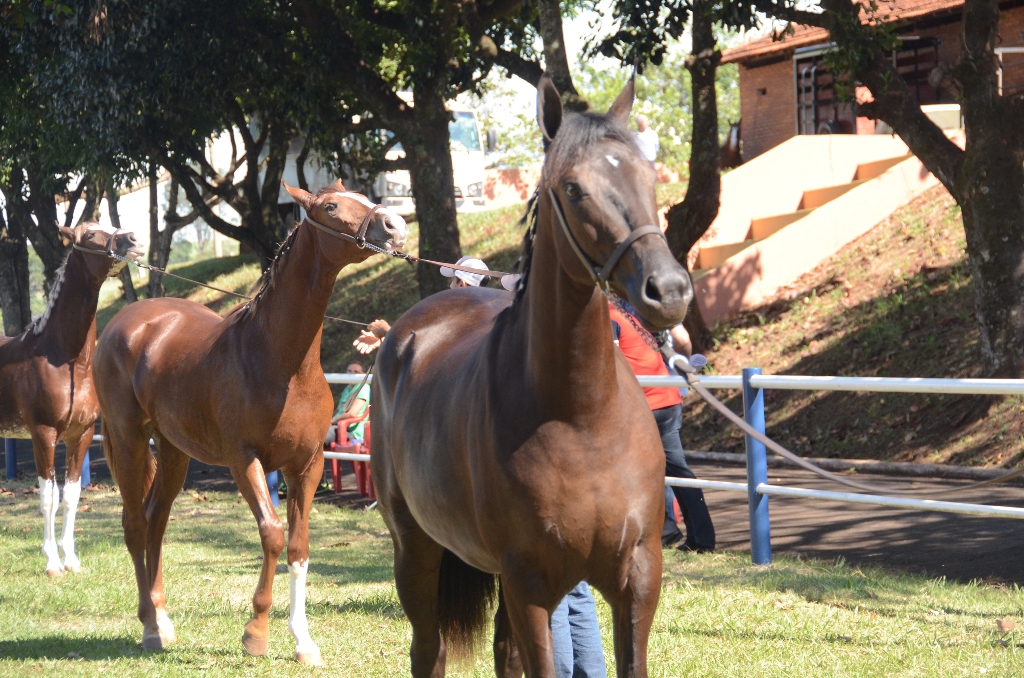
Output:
top-left (0, 634), bottom-right (140, 661)
top-left (311, 594), bottom-right (405, 620)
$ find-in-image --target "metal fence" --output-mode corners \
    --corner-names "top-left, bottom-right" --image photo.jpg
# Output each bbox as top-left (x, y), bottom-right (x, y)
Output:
top-left (324, 370), bottom-right (1024, 566)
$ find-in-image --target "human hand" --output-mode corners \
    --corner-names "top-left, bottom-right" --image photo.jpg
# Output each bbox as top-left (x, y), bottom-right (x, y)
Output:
top-left (353, 331), bottom-right (382, 354)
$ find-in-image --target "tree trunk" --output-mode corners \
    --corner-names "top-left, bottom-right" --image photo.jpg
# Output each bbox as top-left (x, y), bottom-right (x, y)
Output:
top-left (407, 92), bottom-right (463, 297)
top-left (148, 177), bottom-right (200, 298)
top-left (148, 165), bottom-right (168, 298)
top-left (839, 0), bottom-right (1024, 374)
top-left (956, 117), bottom-right (1024, 374)
top-left (664, 1), bottom-right (721, 353)
top-left (106, 184), bottom-right (138, 304)
top-left (0, 213), bottom-right (31, 336)
top-left (23, 165), bottom-right (71, 294)
top-left (536, 0), bottom-right (587, 110)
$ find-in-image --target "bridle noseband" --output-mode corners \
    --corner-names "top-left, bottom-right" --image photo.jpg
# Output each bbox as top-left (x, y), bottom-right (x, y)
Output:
top-left (72, 227), bottom-right (131, 259)
top-left (547, 187), bottom-right (665, 293)
top-left (305, 194), bottom-right (385, 249)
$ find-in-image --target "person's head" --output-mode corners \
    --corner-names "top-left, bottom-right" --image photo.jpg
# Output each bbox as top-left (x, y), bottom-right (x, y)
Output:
top-left (346, 361), bottom-right (365, 374)
top-left (440, 256), bottom-right (489, 289)
top-left (636, 114), bottom-right (649, 132)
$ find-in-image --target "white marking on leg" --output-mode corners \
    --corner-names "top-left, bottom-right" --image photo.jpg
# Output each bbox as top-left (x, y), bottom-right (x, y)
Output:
top-left (288, 559), bottom-right (320, 655)
top-left (155, 608), bottom-right (177, 644)
top-left (60, 477), bottom-right (82, 571)
top-left (38, 477), bottom-right (62, 574)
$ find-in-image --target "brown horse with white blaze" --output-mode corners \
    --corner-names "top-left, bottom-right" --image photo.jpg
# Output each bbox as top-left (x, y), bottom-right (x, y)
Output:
top-left (371, 75), bottom-right (692, 677)
top-left (0, 220), bottom-right (142, 577)
top-left (92, 181), bottom-right (406, 665)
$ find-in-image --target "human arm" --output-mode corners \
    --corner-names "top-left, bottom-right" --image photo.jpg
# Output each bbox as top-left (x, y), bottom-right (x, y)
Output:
top-left (669, 324), bottom-right (692, 357)
top-left (335, 398), bottom-right (367, 422)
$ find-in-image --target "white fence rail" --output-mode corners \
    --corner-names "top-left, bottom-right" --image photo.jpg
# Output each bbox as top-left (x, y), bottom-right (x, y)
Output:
top-left (322, 370), bottom-right (1024, 565)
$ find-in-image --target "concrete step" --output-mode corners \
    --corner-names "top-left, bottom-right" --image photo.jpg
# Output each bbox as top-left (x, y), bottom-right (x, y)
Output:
top-left (855, 154), bottom-right (912, 181)
top-left (749, 209), bottom-right (815, 240)
top-left (799, 180), bottom-right (867, 210)
top-left (696, 239), bottom-right (763, 270)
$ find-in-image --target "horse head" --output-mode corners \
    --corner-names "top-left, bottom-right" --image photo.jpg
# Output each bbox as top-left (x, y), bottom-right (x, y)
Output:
top-left (58, 221), bottom-right (143, 278)
top-left (284, 179), bottom-right (407, 264)
top-left (536, 74), bottom-right (692, 330)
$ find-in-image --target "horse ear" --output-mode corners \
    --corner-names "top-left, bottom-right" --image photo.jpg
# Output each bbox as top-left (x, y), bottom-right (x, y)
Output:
top-left (58, 225), bottom-right (75, 246)
top-left (536, 74), bottom-right (563, 147)
top-left (331, 178), bottom-right (346, 191)
top-left (606, 72), bottom-right (635, 124)
top-left (282, 181), bottom-right (314, 211)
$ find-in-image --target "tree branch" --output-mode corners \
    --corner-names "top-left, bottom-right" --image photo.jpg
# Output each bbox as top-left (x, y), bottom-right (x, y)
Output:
top-left (161, 158), bottom-right (252, 246)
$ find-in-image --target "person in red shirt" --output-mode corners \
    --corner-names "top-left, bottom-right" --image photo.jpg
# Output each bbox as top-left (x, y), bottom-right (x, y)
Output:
top-left (609, 303), bottom-right (715, 553)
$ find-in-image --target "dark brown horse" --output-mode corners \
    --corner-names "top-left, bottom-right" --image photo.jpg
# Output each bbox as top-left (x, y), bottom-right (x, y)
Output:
top-left (0, 221), bottom-right (141, 577)
top-left (92, 181), bottom-right (406, 665)
top-left (719, 120), bottom-right (743, 169)
top-left (371, 75), bottom-right (692, 677)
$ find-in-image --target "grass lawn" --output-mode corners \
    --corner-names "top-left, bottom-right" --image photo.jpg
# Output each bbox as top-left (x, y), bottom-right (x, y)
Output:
top-left (1, 479), bottom-right (1022, 677)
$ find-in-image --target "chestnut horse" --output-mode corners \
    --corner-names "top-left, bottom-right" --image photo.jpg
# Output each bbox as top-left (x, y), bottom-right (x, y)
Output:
top-left (371, 75), bottom-right (692, 677)
top-left (0, 221), bottom-right (142, 576)
top-left (92, 181), bottom-right (406, 665)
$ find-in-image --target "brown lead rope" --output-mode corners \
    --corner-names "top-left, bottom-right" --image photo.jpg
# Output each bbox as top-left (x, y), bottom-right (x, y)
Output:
top-left (667, 354), bottom-right (1024, 497)
top-left (102, 249), bottom-right (369, 327)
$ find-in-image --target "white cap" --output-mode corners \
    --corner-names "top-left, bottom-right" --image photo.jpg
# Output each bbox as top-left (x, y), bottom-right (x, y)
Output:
top-left (440, 256), bottom-right (488, 286)
top-left (500, 274), bottom-right (521, 291)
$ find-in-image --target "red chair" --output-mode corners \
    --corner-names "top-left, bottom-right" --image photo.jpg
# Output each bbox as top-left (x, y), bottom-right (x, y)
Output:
top-left (327, 410), bottom-right (369, 493)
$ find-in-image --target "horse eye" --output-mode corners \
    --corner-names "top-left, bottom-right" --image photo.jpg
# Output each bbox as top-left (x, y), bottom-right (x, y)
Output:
top-left (325, 203), bottom-right (337, 213)
top-left (564, 183), bottom-right (581, 200)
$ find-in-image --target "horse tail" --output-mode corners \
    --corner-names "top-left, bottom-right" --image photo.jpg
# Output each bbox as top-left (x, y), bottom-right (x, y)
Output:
top-left (437, 549), bottom-right (497, 657)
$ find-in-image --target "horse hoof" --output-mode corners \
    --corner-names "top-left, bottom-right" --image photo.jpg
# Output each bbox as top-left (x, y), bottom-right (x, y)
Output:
top-left (45, 568), bottom-right (64, 578)
top-left (295, 649), bottom-right (324, 666)
top-left (242, 630), bottom-right (269, 657)
top-left (142, 631), bottom-right (174, 651)
top-left (64, 564), bottom-right (82, 574)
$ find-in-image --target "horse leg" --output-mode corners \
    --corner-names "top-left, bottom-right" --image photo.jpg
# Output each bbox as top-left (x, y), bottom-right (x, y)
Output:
top-left (230, 454), bottom-right (285, 658)
top-left (58, 428), bottom-right (91, 573)
top-left (283, 459), bottom-right (325, 666)
top-left (140, 433), bottom-right (190, 650)
top-left (496, 574), bottom-right (560, 678)
top-left (105, 419), bottom-right (160, 649)
top-left (598, 538), bottom-right (662, 678)
top-left (30, 426), bottom-right (63, 577)
top-left (493, 580), bottom-right (524, 678)
top-left (387, 510), bottom-right (446, 678)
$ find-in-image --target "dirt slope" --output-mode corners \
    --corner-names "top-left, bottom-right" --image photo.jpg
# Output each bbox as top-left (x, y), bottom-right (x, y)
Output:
top-left (682, 185), bottom-right (1024, 469)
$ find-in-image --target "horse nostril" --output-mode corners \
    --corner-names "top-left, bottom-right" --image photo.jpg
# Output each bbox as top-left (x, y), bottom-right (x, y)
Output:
top-left (645, 276), bottom-right (664, 303)
top-left (644, 272), bottom-right (692, 307)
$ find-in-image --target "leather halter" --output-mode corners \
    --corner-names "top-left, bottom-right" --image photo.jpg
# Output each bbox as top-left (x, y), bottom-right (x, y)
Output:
top-left (72, 227), bottom-right (129, 258)
top-left (306, 200), bottom-right (384, 249)
top-left (547, 187), bottom-right (665, 292)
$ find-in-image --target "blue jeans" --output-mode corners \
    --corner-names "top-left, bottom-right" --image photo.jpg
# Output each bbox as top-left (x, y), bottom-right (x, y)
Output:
top-left (654, 404), bottom-right (716, 551)
top-left (551, 582), bottom-right (607, 678)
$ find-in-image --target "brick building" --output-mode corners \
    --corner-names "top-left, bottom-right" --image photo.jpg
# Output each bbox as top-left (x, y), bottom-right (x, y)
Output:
top-left (723, 0), bottom-right (1024, 160)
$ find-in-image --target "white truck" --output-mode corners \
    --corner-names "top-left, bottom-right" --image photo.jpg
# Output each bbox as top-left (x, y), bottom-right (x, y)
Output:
top-left (374, 95), bottom-right (490, 218)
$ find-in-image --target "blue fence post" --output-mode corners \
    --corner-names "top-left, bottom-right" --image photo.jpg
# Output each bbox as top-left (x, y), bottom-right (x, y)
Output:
top-left (4, 438), bottom-right (16, 481)
top-left (266, 470), bottom-right (280, 509)
top-left (742, 367), bottom-right (772, 565)
top-left (80, 450), bottom-right (91, 488)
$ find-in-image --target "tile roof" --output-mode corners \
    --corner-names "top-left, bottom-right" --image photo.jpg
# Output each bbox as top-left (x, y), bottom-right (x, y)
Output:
top-left (721, 0), bottom-right (965, 64)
